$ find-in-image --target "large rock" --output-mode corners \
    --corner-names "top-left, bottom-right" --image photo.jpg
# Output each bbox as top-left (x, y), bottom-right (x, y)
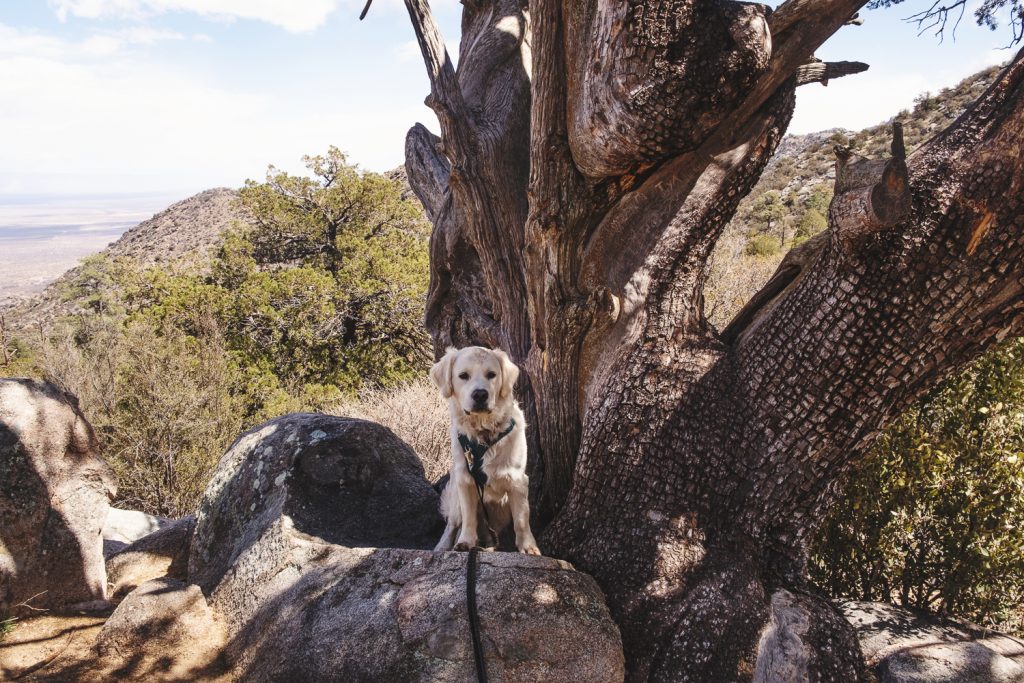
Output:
top-left (188, 413), bottom-right (624, 682)
top-left (0, 379), bottom-right (116, 614)
top-left (106, 516), bottom-right (195, 599)
top-left (94, 577), bottom-right (230, 681)
top-left (189, 413), bottom-right (443, 594)
top-left (842, 601), bottom-right (1024, 683)
top-left (223, 547), bottom-right (624, 682)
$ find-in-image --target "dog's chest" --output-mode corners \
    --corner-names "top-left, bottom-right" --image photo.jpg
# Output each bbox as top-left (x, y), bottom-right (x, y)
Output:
top-left (465, 440), bottom-right (515, 491)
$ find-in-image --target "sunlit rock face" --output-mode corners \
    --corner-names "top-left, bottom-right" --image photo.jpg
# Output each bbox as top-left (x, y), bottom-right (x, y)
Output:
top-left (0, 378), bottom-right (116, 615)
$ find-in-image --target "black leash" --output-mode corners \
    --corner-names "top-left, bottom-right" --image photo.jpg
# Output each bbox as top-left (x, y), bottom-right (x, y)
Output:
top-left (467, 546), bottom-right (488, 683)
top-left (460, 420), bottom-right (516, 683)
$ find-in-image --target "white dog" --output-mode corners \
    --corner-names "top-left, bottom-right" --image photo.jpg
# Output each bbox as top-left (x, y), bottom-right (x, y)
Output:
top-left (431, 346), bottom-right (540, 555)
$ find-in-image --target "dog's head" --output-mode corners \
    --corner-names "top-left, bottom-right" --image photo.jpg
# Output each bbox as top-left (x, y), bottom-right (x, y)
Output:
top-left (430, 346), bottom-right (519, 414)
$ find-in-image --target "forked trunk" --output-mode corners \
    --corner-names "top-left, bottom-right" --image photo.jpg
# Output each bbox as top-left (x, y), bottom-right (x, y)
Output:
top-left (394, 0), bottom-right (1024, 677)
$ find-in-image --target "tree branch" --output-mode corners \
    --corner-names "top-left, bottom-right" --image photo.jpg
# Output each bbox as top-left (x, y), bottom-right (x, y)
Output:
top-left (795, 60), bottom-right (870, 86)
top-left (402, 0), bottom-right (475, 168)
top-left (729, 50), bottom-right (1024, 561)
top-left (830, 122), bottom-right (912, 251)
top-left (404, 123), bottom-right (450, 224)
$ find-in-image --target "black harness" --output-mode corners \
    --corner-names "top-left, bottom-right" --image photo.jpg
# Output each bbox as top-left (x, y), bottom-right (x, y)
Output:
top-left (458, 418), bottom-right (517, 489)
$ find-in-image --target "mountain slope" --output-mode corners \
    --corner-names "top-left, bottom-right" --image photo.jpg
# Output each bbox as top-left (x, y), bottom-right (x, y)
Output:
top-left (6, 188), bottom-right (244, 329)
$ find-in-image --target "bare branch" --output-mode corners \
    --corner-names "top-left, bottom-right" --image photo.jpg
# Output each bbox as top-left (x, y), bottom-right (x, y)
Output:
top-left (404, 123), bottom-right (450, 224)
top-left (401, 0), bottom-right (475, 168)
top-left (795, 60), bottom-right (870, 86)
top-left (904, 0), bottom-right (968, 41)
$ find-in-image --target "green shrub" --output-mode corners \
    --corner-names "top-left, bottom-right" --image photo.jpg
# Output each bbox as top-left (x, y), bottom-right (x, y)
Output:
top-left (797, 208), bottom-right (828, 240)
top-left (811, 338), bottom-right (1024, 633)
top-left (744, 234), bottom-right (781, 257)
top-left (0, 616), bottom-right (16, 640)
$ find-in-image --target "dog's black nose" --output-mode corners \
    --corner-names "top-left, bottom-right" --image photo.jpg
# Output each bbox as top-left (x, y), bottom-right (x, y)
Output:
top-left (471, 389), bottom-right (489, 405)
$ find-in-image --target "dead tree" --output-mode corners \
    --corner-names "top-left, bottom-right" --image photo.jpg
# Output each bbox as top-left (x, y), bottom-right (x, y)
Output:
top-left (387, 0), bottom-right (1024, 678)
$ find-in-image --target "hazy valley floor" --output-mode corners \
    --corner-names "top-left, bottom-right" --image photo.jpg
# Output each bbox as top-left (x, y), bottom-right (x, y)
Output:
top-left (0, 193), bottom-right (183, 304)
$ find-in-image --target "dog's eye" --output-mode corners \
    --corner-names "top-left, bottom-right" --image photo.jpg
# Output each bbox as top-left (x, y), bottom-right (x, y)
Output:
top-left (486, 371), bottom-right (497, 379)
top-left (458, 372), bottom-right (469, 380)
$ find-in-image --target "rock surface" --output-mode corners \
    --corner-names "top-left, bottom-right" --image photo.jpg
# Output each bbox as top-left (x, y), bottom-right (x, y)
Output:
top-left (186, 412), bottom-right (624, 682)
top-left (102, 506), bottom-right (171, 557)
top-left (106, 516), bottom-right (195, 599)
top-left (189, 413), bottom-right (443, 595)
top-left (842, 601), bottom-right (1024, 683)
top-left (222, 547), bottom-right (624, 682)
top-left (0, 379), bottom-right (116, 614)
top-left (94, 577), bottom-right (230, 681)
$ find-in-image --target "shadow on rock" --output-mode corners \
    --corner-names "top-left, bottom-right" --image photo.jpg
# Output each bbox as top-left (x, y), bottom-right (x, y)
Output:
top-left (0, 379), bottom-right (116, 616)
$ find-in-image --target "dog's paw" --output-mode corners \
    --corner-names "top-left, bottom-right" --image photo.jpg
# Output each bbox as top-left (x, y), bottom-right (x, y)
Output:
top-left (519, 543), bottom-right (541, 556)
top-left (454, 542), bottom-right (471, 552)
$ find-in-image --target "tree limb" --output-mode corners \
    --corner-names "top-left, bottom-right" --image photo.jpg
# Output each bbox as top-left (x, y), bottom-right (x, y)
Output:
top-left (402, 0), bottom-right (475, 168)
top-left (730, 50), bottom-right (1024, 558)
top-left (795, 60), bottom-right (870, 86)
top-left (404, 123), bottom-right (450, 224)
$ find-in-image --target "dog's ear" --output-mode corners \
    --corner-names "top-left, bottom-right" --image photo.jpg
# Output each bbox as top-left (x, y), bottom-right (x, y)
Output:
top-left (494, 348), bottom-right (520, 399)
top-left (430, 347), bottom-right (458, 398)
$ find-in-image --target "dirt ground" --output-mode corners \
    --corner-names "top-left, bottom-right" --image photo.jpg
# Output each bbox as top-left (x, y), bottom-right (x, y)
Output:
top-left (0, 612), bottom-right (108, 681)
top-left (0, 607), bottom-right (232, 682)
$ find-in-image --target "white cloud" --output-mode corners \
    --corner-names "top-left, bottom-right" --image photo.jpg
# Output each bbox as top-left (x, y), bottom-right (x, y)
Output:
top-left (0, 23), bottom-right (186, 59)
top-left (0, 24), bottom-right (67, 58)
top-left (48, 0), bottom-right (342, 33)
top-left (0, 22), bottom-right (426, 195)
top-left (81, 27), bottom-right (185, 55)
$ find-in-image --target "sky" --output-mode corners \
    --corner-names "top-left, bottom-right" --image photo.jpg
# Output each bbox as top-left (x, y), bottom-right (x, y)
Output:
top-left (0, 0), bottom-right (1017, 197)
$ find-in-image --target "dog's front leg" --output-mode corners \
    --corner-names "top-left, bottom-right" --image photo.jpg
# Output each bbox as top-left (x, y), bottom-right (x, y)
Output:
top-left (433, 479), bottom-right (460, 551)
top-left (509, 481), bottom-right (540, 555)
top-left (454, 475), bottom-right (480, 551)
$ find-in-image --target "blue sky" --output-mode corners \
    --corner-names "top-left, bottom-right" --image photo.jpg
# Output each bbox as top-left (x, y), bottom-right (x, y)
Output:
top-left (0, 0), bottom-right (1016, 197)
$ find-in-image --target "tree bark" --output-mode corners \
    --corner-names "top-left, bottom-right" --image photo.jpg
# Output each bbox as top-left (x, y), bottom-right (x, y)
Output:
top-left (396, 0), bottom-right (1024, 678)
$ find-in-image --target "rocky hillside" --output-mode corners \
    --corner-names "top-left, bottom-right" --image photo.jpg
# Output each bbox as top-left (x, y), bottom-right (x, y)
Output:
top-left (706, 63), bottom-right (1005, 328)
top-left (5, 188), bottom-right (243, 329)
top-left (104, 188), bottom-right (241, 266)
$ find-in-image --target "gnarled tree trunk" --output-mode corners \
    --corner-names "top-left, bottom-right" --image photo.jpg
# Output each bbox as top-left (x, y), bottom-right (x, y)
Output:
top-left (392, 0), bottom-right (1024, 678)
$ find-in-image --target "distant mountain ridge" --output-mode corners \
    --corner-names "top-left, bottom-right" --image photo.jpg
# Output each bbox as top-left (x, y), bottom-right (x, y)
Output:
top-left (104, 188), bottom-right (241, 266)
top-left (6, 188), bottom-right (243, 329)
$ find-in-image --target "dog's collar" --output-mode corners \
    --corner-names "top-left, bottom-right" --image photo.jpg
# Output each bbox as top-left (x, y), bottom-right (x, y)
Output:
top-left (458, 419), bottom-right (516, 488)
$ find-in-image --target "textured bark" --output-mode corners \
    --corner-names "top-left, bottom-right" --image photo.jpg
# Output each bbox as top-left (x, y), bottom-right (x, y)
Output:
top-left (397, 0), bottom-right (1024, 678)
